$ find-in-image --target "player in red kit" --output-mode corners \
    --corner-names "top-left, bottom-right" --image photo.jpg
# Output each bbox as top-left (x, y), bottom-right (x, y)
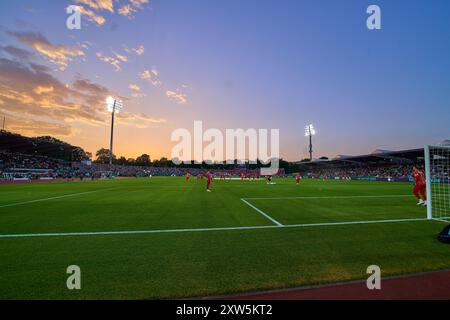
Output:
top-left (413, 166), bottom-right (427, 206)
top-left (185, 170), bottom-right (190, 182)
top-left (206, 170), bottom-right (212, 192)
top-left (295, 172), bottom-right (302, 184)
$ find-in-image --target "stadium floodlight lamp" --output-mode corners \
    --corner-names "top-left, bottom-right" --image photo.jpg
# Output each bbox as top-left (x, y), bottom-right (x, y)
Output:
top-left (106, 96), bottom-right (124, 113)
top-left (106, 96), bottom-right (115, 107)
top-left (106, 96), bottom-right (124, 165)
top-left (305, 124), bottom-right (316, 137)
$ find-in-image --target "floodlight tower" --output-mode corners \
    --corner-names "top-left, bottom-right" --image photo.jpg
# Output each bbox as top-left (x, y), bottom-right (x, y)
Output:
top-left (305, 124), bottom-right (316, 161)
top-left (106, 96), bottom-right (124, 165)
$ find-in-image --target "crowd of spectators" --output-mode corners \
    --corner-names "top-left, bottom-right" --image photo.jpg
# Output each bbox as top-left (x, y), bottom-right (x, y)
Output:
top-left (306, 164), bottom-right (415, 179)
top-left (0, 152), bottom-right (66, 170)
top-left (0, 152), bottom-right (75, 180)
top-left (78, 164), bottom-right (278, 179)
top-left (0, 152), bottom-right (282, 181)
top-left (0, 151), bottom-right (426, 182)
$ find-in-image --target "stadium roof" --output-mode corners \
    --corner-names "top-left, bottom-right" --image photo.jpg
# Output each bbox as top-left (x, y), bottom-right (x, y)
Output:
top-left (0, 130), bottom-right (87, 161)
top-left (298, 147), bottom-right (425, 168)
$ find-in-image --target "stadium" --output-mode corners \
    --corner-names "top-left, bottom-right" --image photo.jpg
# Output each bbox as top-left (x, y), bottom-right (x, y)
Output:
top-left (0, 129), bottom-right (449, 300)
top-left (0, 0), bottom-right (449, 307)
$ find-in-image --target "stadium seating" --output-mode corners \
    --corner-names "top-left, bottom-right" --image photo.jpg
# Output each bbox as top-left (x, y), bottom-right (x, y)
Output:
top-left (0, 130), bottom-right (419, 182)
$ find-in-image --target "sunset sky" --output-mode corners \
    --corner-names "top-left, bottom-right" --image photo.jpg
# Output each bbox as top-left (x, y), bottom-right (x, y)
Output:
top-left (0, 0), bottom-right (449, 161)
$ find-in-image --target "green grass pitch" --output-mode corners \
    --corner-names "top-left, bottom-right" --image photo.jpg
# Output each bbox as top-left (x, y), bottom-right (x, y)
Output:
top-left (0, 177), bottom-right (448, 299)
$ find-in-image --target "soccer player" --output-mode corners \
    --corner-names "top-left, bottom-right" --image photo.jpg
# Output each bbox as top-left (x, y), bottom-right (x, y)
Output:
top-left (295, 172), bottom-right (302, 184)
top-left (206, 170), bottom-right (212, 192)
top-left (413, 165), bottom-right (427, 206)
top-left (185, 170), bottom-right (191, 182)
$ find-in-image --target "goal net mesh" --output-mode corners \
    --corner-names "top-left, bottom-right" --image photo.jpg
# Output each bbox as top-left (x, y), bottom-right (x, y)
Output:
top-left (426, 145), bottom-right (450, 220)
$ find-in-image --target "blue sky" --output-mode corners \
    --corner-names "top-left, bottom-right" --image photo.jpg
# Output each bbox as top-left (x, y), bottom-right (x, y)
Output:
top-left (0, 0), bottom-right (449, 160)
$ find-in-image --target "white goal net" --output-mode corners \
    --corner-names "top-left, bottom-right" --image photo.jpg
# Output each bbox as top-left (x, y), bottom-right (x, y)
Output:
top-left (425, 145), bottom-right (450, 221)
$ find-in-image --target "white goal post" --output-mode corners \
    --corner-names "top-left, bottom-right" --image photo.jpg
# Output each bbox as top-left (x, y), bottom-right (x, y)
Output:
top-left (424, 145), bottom-right (450, 221)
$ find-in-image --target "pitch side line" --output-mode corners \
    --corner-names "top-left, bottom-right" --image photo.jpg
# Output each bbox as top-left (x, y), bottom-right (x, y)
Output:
top-left (0, 218), bottom-right (430, 239)
top-left (0, 188), bottom-right (114, 209)
top-left (243, 195), bottom-right (412, 200)
top-left (240, 198), bottom-right (284, 226)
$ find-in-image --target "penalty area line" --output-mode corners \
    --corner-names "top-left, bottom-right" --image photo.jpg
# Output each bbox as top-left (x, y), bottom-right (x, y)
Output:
top-left (240, 198), bottom-right (284, 226)
top-left (0, 218), bottom-right (430, 239)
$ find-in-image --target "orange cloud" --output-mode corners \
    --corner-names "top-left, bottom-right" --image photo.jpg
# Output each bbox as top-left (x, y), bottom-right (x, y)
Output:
top-left (75, 0), bottom-right (114, 12)
top-left (96, 52), bottom-right (122, 71)
top-left (118, 0), bottom-right (149, 18)
top-left (132, 45), bottom-right (145, 56)
top-left (73, 0), bottom-right (114, 25)
top-left (0, 57), bottom-right (166, 134)
top-left (33, 85), bottom-right (54, 95)
top-left (140, 68), bottom-right (161, 86)
top-left (113, 51), bottom-right (128, 62)
top-left (129, 84), bottom-right (141, 91)
top-left (166, 90), bottom-right (187, 104)
top-left (118, 5), bottom-right (134, 17)
top-left (73, 0), bottom-right (148, 24)
top-left (9, 31), bottom-right (85, 70)
top-left (78, 6), bottom-right (107, 25)
top-left (2, 111), bottom-right (76, 137)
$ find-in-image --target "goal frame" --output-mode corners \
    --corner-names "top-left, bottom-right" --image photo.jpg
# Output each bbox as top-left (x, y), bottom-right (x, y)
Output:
top-left (424, 145), bottom-right (432, 220)
top-left (424, 144), bottom-right (450, 221)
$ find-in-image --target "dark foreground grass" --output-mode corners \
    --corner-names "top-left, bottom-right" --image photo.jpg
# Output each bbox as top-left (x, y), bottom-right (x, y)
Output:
top-left (0, 177), bottom-right (448, 299)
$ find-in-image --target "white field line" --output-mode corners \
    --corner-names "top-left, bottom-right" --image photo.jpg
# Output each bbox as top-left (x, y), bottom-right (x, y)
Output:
top-left (0, 225), bottom-right (279, 238)
top-left (285, 218), bottom-right (428, 228)
top-left (240, 198), bottom-right (284, 226)
top-left (243, 195), bottom-right (412, 200)
top-left (431, 218), bottom-right (450, 224)
top-left (0, 188), bottom-right (114, 209)
top-left (0, 218), bottom-right (430, 239)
